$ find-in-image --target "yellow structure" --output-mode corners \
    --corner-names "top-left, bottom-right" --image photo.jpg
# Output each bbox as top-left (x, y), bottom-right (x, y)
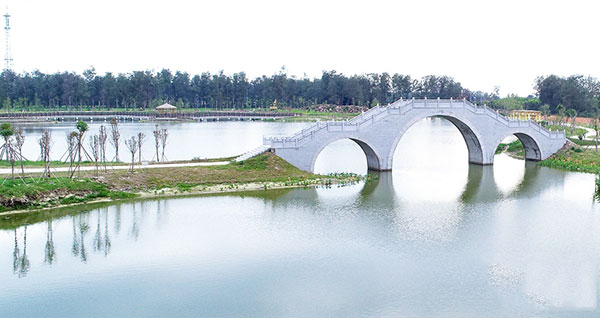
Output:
top-left (509, 110), bottom-right (542, 121)
top-left (269, 99), bottom-right (278, 110)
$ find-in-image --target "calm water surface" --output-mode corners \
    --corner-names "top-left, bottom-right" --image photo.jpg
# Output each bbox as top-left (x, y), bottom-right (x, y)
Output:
top-left (1, 118), bottom-right (599, 317)
top-left (16, 121), bottom-right (307, 161)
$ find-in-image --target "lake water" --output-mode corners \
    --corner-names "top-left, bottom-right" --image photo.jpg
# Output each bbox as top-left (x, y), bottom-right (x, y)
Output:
top-left (16, 121), bottom-right (308, 161)
top-left (1, 118), bottom-right (599, 317)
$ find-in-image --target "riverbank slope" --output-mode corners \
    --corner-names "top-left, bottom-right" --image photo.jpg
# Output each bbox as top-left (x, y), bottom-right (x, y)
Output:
top-left (0, 153), bottom-right (361, 215)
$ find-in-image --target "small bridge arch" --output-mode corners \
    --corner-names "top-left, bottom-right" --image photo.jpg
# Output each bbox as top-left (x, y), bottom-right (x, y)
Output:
top-left (310, 137), bottom-right (383, 172)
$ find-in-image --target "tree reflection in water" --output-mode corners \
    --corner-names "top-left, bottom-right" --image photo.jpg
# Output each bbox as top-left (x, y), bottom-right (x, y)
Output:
top-left (72, 214), bottom-right (90, 263)
top-left (45, 220), bottom-right (56, 265)
top-left (93, 208), bottom-right (111, 256)
top-left (12, 227), bottom-right (30, 278)
top-left (12, 230), bottom-right (20, 274)
top-left (103, 208), bottom-right (111, 257)
top-left (130, 203), bottom-right (139, 240)
top-left (8, 199), bottom-right (172, 277)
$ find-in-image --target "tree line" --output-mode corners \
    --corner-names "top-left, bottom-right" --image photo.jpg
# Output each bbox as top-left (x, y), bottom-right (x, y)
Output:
top-left (0, 68), bottom-right (481, 110)
top-left (0, 68), bottom-right (598, 115)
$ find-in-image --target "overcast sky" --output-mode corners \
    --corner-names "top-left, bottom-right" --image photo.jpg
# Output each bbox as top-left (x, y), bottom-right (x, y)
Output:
top-left (4, 0), bottom-right (600, 96)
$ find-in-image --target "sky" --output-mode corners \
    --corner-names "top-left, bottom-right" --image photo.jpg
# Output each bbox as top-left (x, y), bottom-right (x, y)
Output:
top-left (3, 0), bottom-right (600, 96)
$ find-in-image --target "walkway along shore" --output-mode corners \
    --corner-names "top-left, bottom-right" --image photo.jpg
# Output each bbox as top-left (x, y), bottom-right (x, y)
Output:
top-left (0, 160), bottom-right (229, 175)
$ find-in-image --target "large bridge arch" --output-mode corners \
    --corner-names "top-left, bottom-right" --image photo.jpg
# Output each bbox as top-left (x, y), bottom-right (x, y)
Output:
top-left (385, 113), bottom-right (487, 169)
top-left (310, 136), bottom-right (383, 172)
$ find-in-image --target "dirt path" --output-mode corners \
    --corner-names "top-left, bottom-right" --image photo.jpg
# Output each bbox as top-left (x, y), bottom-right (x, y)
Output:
top-left (0, 161), bottom-right (230, 175)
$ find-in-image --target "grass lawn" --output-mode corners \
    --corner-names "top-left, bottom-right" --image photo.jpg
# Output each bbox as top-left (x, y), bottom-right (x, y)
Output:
top-left (0, 152), bottom-right (360, 213)
top-left (101, 152), bottom-right (323, 191)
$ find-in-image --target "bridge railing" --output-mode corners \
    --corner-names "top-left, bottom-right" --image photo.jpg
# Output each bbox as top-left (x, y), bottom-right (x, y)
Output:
top-left (403, 98), bottom-right (562, 139)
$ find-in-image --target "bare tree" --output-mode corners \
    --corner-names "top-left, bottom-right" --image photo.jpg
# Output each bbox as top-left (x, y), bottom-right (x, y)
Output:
top-left (109, 118), bottom-right (120, 162)
top-left (66, 132), bottom-right (78, 175)
top-left (124, 136), bottom-right (138, 172)
top-left (14, 128), bottom-right (25, 178)
top-left (89, 135), bottom-right (100, 176)
top-left (594, 116), bottom-right (600, 153)
top-left (152, 125), bottom-right (161, 162)
top-left (159, 128), bottom-right (168, 161)
top-left (137, 132), bottom-right (145, 164)
top-left (8, 139), bottom-right (16, 178)
top-left (99, 125), bottom-right (108, 171)
top-left (38, 130), bottom-right (52, 178)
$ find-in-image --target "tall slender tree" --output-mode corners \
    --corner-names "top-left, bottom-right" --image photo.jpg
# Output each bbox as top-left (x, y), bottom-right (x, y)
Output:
top-left (98, 125), bottom-right (108, 171)
top-left (159, 128), bottom-right (168, 161)
top-left (124, 136), bottom-right (138, 172)
top-left (38, 130), bottom-right (52, 178)
top-left (109, 118), bottom-right (120, 162)
top-left (14, 128), bottom-right (25, 178)
top-left (137, 132), bottom-right (145, 164)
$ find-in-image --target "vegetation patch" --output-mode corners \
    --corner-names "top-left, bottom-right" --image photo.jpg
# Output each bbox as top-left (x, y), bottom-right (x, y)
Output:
top-left (568, 137), bottom-right (597, 147)
top-left (545, 125), bottom-right (587, 138)
top-left (0, 152), bottom-right (365, 215)
top-left (495, 139), bottom-right (524, 157)
top-left (0, 177), bottom-right (134, 212)
top-left (100, 152), bottom-right (365, 199)
top-left (538, 145), bottom-right (600, 174)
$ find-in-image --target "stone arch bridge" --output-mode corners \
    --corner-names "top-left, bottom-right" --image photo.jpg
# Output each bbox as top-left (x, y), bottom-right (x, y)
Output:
top-left (263, 99), bottom-right (566, 172)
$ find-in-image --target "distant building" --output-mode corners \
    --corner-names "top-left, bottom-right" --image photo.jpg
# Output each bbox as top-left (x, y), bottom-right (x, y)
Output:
top-left (509, 110), bottom-right (542, 121)
top-left (156, 103), bottom-right (177, 114)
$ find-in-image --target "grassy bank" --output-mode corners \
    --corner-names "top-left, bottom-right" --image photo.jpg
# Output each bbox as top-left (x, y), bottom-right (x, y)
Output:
top-left (538, 145), bottom-right (600, 174)
top-left (0, 153), bottom-right (361, 214)
top-left (101, 152), bottom-right (323, 191)
top-left (494, 138), bottom-right (600, 175)
top-left (0, 177), bottom-right (133, 212)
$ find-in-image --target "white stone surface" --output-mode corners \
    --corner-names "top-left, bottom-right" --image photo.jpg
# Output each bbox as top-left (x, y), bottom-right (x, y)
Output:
top-left (264, 99), bottom-right (566, 172)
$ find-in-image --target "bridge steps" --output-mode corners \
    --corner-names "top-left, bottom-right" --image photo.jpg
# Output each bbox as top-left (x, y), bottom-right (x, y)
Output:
top-left (234, 145), bottom-right (271, 162)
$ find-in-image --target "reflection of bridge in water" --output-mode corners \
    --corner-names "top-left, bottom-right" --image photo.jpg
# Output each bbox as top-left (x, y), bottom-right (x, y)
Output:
top-left (265, 99), bottom-right (565, 172)
top-left (270, 162), bottom-right (567, 208)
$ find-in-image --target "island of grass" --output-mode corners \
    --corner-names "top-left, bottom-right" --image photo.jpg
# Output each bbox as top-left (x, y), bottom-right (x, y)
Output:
top-left (0, 152), bottom-right (362, 214)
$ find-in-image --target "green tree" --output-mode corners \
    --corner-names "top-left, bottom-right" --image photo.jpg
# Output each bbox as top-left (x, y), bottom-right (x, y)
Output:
top-left (72, 120), bottom-right (89, 178)
top-left (539, 104), bottom-right (550, 123)
top-left (565, 108), bottom-right (577, 131)
top-left (555, 104), bottom-right (566, 125)
top-left (0, 122), bottom-right (14, 161)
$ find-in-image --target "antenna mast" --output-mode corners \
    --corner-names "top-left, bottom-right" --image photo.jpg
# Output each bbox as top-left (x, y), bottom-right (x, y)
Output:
top-left (4, 7), bottom-right (12, 70)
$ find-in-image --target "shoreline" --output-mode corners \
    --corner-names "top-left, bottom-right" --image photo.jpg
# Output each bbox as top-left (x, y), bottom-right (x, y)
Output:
top-left (0, 178), bottom-right (346, 217)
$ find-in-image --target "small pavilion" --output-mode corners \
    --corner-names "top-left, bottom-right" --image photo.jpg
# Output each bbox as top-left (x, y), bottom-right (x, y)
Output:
top-left (156, 103), bottom-right (177, 114)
